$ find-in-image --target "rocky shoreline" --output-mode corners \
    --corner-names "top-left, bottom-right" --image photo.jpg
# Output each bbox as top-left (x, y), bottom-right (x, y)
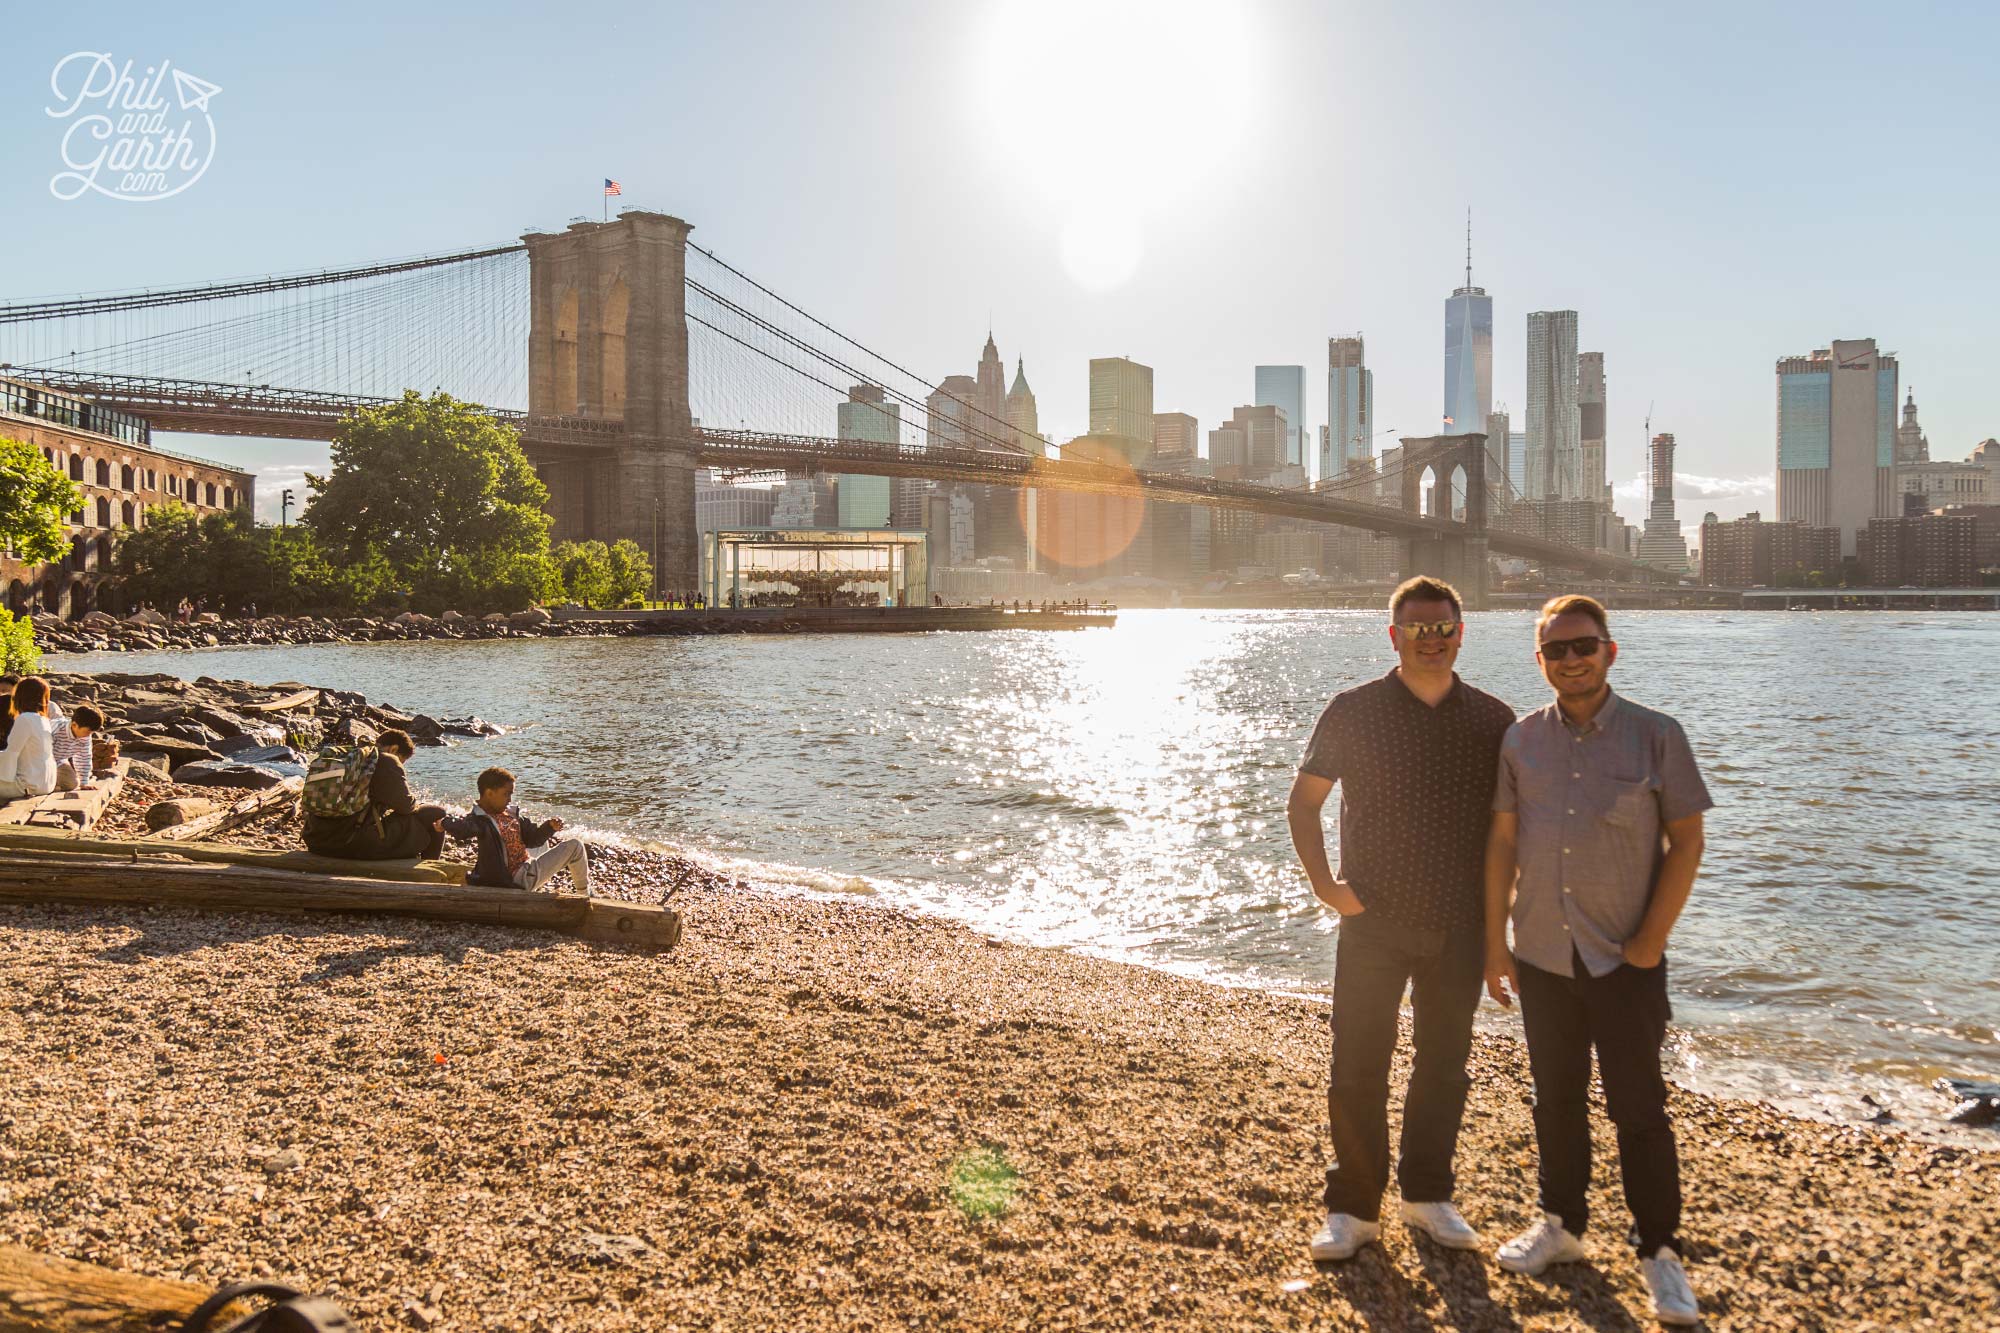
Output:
top-left (38, 608), bottom-right (828, 655)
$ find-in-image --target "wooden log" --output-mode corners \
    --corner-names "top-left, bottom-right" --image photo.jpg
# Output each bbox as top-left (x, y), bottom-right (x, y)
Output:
top-left (142, 797), bottom-right (223, 832)
top-left (0, 1243), bottom-right (253, 1333)
top-left (145, 777), bottom-right (302, 843)
top-left (0, 827), bottom-right (465, 884)
top-left (237, 688), bottom-right (319, 715)
top-left (0, 854), bottom-right (680, 950)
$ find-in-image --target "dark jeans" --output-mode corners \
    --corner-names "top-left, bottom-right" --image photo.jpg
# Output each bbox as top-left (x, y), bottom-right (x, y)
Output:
top-left (306, 805), bottom-right (447, 861)
top-left (1323, 911), bottom-right (1484, 1219)
top-left (1515, 949), bottom-right (1681, 1256)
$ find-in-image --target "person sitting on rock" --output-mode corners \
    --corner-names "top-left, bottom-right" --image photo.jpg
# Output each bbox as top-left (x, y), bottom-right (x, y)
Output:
top-left (302, 728), bottom-right (447, 861)
top-left (440, 767), bottom-right (589, 893)
top-left (50, 703), bottom-right (105, 792)
top-left (0, 677), bottom-right (59, 802)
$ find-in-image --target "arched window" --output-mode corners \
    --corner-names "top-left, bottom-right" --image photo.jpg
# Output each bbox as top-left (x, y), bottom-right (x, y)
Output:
top-left (223, 487), bottom-right (234, 509)
top-left (121, 464), bottom-right (135, 491)
top-left (95, 459), bottom-right (111, 486)
top-left (204, 482), bottom-right (217, 507)
top-left (96, 534), bottom-right (114, 567)
top-left (187, 475), bottom-right (198, 500)
top-left (120, 499), bottom-right (135, 527)
top-left (68, 454), bottom-right (84, 481)
top-left (68, 536), bottom-right (87, 572)
top-left (94, 496), bottom-right (111, 527)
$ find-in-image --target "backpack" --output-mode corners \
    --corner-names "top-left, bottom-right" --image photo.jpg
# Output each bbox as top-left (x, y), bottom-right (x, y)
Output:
top-left (302, 744), bottom-right (379, 821)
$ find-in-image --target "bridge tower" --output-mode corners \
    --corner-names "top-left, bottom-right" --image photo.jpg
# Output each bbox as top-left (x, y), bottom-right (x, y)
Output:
top-left (521, 211), bottom-right (697, 590)
top-left (1398, 433), bottom-right (1490, 610)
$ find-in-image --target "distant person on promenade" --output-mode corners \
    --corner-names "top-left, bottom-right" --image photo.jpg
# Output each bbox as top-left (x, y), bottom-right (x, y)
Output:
top-left (441, 767), bottom-right (589, 893)
top-left (1482, 594), bottom-right (1711, 1327)
top-left (0, 677), bottom-right (60, 801)
top-left (1287, 576), bottom-right (1516, 1261)
top-left (302, 728), bottom-right (447, 861)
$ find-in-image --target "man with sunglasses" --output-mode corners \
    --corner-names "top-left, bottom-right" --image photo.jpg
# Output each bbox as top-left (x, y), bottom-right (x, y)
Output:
top-left (1289, 576), bottom-right (1516, 1262)
top-left (1482, 594), bottom-right (1712, 1326)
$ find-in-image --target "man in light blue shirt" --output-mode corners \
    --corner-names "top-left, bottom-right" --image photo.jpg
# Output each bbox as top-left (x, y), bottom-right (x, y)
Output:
top-left (1482, 595), bottom-right (1712, 1327)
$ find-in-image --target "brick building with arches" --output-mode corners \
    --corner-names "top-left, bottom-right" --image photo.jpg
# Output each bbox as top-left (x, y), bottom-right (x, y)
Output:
top-left (1, 376), bottom-right (255, 619)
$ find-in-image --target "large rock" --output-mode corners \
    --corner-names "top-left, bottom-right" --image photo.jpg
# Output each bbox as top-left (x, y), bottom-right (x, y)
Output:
top-left (392, 611), bottom-right (433, 627)
top-left (124, 609), bottom-right (168, 627)
top-left (174, 755), bottom-right (306, 788)
top-left (508, 607), bottom-right (552, 628)
top-left (325, 716), bottom-right (379, 748)
top-left (1939, 1077), bottom-right (2000, 1127)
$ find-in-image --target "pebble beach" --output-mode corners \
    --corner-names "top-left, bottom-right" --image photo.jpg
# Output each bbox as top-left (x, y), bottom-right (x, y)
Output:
top-left (1, 812), bottom-right (1994, 1331)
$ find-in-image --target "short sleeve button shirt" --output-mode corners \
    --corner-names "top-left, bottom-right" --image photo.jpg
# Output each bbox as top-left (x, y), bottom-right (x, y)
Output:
top-left (1493, 690), bottom-right (1714, 978)
top-left (1298, 670), bottom-right (1517, 930)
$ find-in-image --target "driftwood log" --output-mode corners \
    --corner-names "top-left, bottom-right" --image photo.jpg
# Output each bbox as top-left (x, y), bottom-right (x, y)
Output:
top-left (144, 777), bottom-right (303, 843)
top-left (0, 854), bottom-right (681, 950)
top-left (0, 1243), bottom-right (253, 1333)
top-left (0, 828), bottom-right (465, 885)
top-left (141, 797), bottom-right (222, 831)
top-left (237, 688), bottom-right (320, 715)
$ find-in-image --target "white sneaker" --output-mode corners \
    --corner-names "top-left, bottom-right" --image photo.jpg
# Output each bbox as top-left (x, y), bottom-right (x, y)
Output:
top-left (1308, 1211), bottom-right (1381, 1262)
top-left (1640, 1246), bottom-right (1700, 1326)
top-left (1497, 1212), bottom-right (1587, 1275)
top-left (1400, 1200), bottom-right (1481, 1250)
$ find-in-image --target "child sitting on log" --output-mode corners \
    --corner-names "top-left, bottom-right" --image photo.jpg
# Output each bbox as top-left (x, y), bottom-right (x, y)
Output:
top-left (440, 767), bottom-right (589, 893)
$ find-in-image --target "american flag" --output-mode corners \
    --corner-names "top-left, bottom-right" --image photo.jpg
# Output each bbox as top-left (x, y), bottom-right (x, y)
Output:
top-left (603, 178), bottom-right (623, 197)
top-left (1442, 415), bottom-right (1455, 426)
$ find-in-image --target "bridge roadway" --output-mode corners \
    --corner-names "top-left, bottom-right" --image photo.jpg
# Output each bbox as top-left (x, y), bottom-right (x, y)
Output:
top-left (5, 369), bottom-right (1654, 579)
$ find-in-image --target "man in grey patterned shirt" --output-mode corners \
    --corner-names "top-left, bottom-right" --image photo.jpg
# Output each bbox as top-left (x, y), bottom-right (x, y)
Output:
top-left (1482, 594), bottom-right (1712, 1327)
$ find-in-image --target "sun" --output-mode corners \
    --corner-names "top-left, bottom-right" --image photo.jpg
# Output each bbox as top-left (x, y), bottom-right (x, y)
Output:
top-left (970, 0), bottom-right (1255, 291)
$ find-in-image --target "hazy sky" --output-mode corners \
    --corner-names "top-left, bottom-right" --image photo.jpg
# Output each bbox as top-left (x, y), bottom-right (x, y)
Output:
top-left (5, 0), bottom-right (1996, 533)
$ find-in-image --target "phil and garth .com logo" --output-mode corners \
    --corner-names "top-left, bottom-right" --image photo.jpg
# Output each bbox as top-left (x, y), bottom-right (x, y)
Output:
top-left (46, 52), bottom-right (221, 202)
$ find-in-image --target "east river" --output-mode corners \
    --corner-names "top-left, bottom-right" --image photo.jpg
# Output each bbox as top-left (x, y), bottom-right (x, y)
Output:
top-left (56, 610), bottom-right (2000, 1135)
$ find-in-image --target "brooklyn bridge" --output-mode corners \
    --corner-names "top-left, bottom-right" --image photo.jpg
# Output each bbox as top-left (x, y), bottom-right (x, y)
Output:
top-left (0, 210), bottom-right (1661, 608)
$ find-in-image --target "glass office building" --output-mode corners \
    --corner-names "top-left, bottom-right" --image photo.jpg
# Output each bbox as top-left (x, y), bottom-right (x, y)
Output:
top-left (1776, 338), bottom-right (1898, 556)
top-left (1444, 283), bottom-right (1492, 437)
top-left (702, 527), bottom-right (930, 609)
top-left (1323, 337), bottom-right (1370, 480)
top-left (1254, 364), bottom-right (1307, 469)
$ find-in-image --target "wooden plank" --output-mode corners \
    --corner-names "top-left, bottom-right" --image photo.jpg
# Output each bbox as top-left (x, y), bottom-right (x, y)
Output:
top-left (0, 827), bottom-right (466, 884)
top-left (238, 688), bottom-right (319, 714)
top-left (0, 1243), bottom-right (255, 1333)
top-left (0, 760), bottom-right (130, 831)
top-left (0, 854), bottom-right (679, 951)
top-left (144, 776), bottom-right (302, 842)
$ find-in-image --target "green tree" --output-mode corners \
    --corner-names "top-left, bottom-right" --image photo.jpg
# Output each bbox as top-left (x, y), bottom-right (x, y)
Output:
top-left (305, 391), bottom-right (552, 612)
top-left (606, 538), bottom-right (654, 607)
top-left (117, 503), bottom-right (394, 615)
top-left (553, 540), bottom-right (614, 608)
top-left (0, 436), bottom-right (85, 564)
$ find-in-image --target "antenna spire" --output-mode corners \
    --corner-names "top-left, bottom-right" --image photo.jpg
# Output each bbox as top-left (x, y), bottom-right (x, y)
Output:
top-left (1464, 208), bottom-right (1473, 289)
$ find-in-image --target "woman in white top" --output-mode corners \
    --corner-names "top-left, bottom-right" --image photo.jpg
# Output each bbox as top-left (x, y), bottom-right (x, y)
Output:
top-left (0, 676), bottom-right (59, 801)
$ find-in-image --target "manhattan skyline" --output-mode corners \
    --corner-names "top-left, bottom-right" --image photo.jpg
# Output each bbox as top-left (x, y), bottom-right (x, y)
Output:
top-left (4, 0), bottom-right (1995, 538)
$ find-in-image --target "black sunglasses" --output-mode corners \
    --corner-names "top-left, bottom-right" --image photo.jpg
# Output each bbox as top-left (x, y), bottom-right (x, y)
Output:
top-left (1538, 635), bottom-right (1606, 662)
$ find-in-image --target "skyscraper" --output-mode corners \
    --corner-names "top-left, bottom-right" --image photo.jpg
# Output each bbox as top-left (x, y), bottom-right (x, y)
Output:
top-left (835, 384), bottom-right (899, 528)
top-left (1577, 351), bottom-right (1607, 503)
top-left (1088, 357), bottom-right (1154, 445)
top-left (974, 333), bottom-right (1008, 446)
top-left (1255, 365), bottom-right (1307, 469)
top-left (1485, 408), bottom-right (1512, 496)
top-left (1524, 310), bottom-right (1579, 501)
top-left (1776, 338), bottom-right (1899, 557)
top-left (1218, 403), bottom-right (1288, 478)
top-left (1638, 432), bottom-right (1689, 570)
top-left (1443, 217), bottom-right (1492, 436)
top-left (1324, 336), bottom-right (1371, 480)
top-left (1152, 412), bottom-right (1199, 463)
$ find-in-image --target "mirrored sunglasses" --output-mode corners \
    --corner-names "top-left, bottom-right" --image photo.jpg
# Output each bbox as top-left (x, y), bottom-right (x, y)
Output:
top-left (1398, 619), bottom-right (1461, 641)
